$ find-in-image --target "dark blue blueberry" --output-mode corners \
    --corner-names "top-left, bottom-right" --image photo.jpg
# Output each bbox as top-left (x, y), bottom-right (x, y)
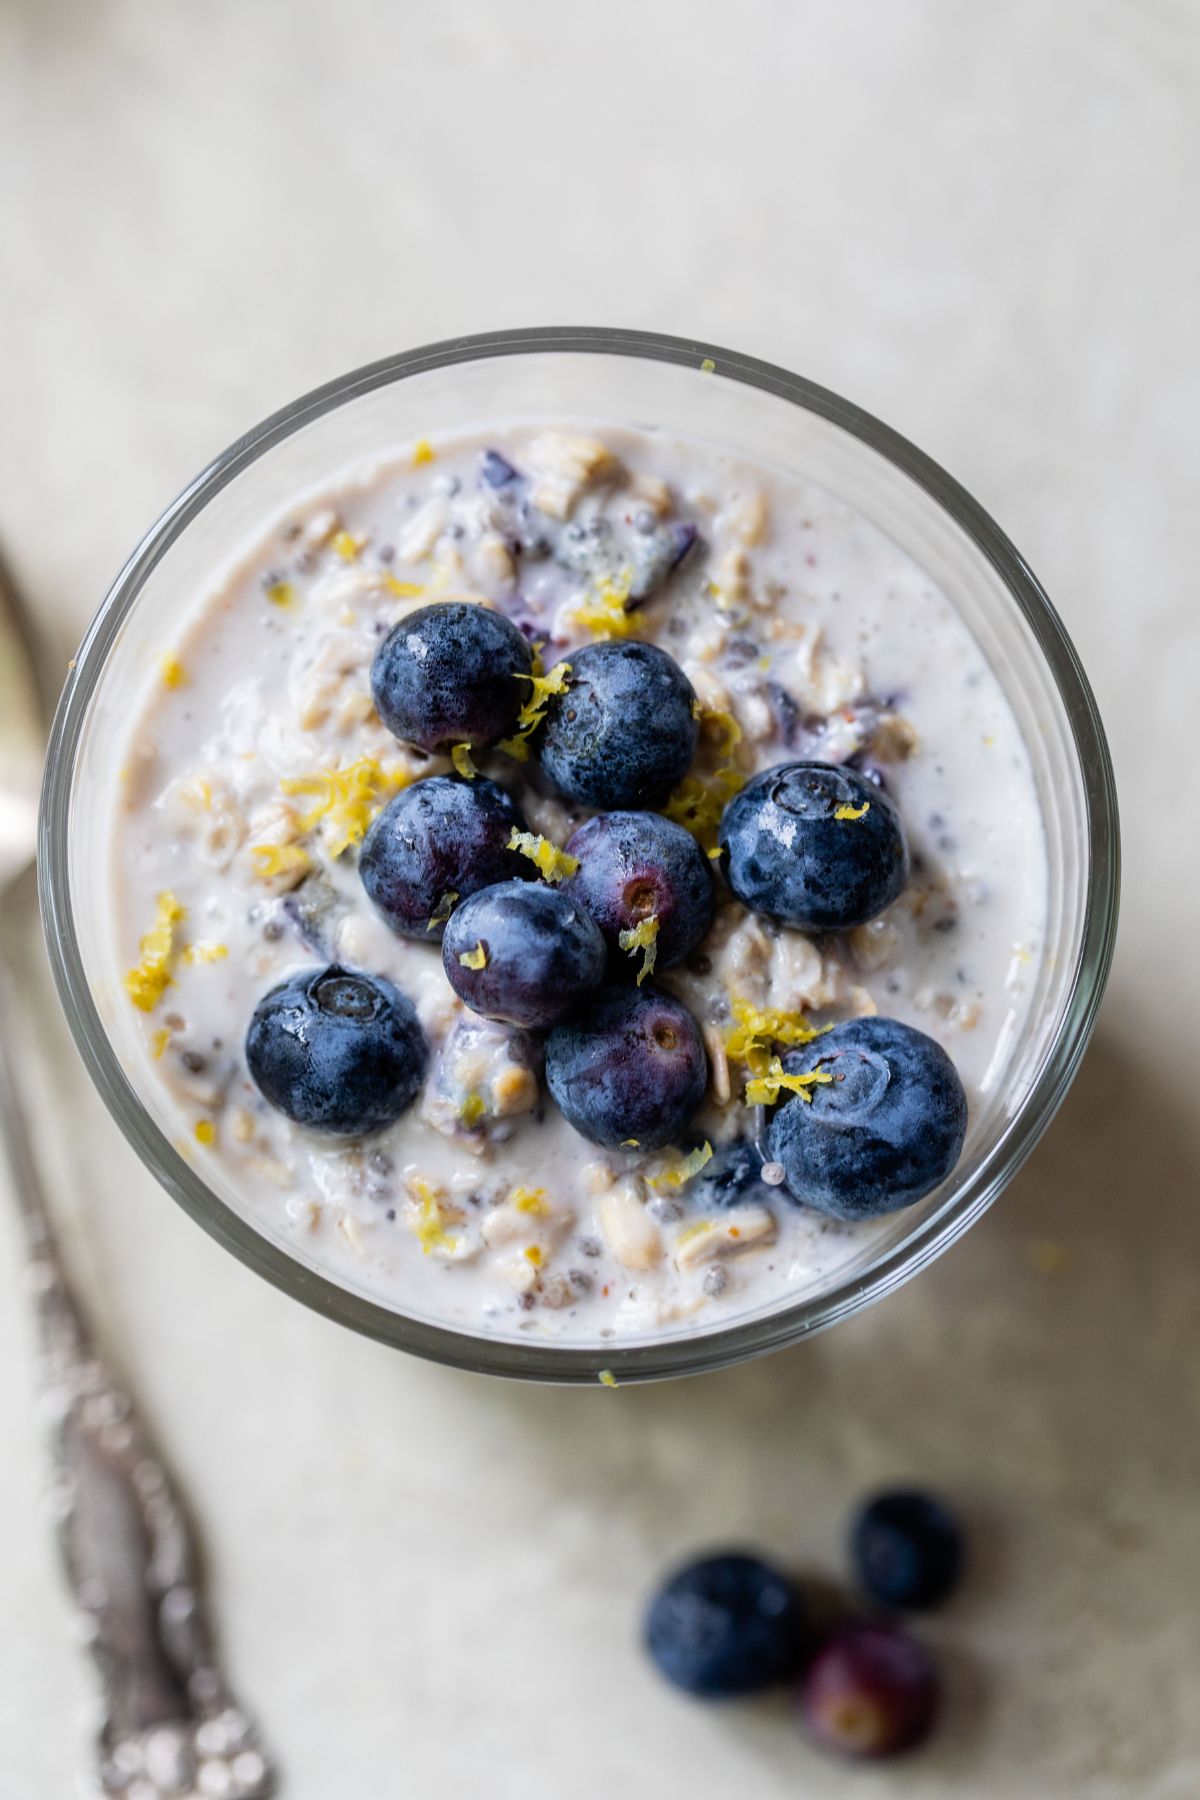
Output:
top-left (359, 775), bottom-right (531, 940)
top-left (691, 1137), bottom-right (776, 1210)
top-left (536, 640), bottom-right (699, 809)
top-left (479, 448), bottom-right (520, 489)
top-left (718, 761), bottom-right (908, 930)
top-left (371, 601), bottom-right (533, 753)
top-left (800, 1623), bottom-right (939, 1759)
top-left (441, 879), bottom-right (607, 1030)
top-left (851, 1491), bottom-right (964, 1612)
top-left (628, 519), bottom-right (699, 601)
top-left (766, 1017), bottom-right (968, 1220)
top-left (545, 985), bottom-right (707, 1150)
top-left (562, 811), bottom-right (715, 971)
top-left (644, 1552), bottom-right (806, 1698)
top-left (245, 964), bottom-right (426, 1137)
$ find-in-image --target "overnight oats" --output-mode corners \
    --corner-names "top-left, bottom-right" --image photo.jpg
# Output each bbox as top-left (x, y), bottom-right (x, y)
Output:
top-left (112, 422), bottom-right (1047, 1344)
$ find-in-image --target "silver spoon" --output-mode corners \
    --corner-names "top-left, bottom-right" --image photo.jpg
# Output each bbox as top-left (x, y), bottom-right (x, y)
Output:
top-left (0, 551), bottom-right (275, 1800)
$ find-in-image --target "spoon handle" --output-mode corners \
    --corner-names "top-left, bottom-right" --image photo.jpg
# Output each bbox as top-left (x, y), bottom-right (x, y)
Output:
top-left (0, 957), bottom-right (276, 1798)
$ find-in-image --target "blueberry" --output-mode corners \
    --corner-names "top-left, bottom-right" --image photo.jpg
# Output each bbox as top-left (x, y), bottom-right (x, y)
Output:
top-left (562, 812), bottom-right (715, 971)
top-left (718, 761), bottom-right (908, 930)
top-left (245, 964), bottom-right (427, 1137)
top-left (479, 448), bottom-right (520, 489)
top-left (442, 879), bottom-right (607, 1030)
top-left (799, 1623), bottom-right (938, 1759)
top-left (644, 1552), bottom-right (806, 1698)
top-left (691, 1137), bottom-right (775, 1210)
top-left (536, 640), bottom-right (699, 809)
top-left (545, 985), bottom-right (707, 1150)
top-left (766, 1017), bottom-right (968, 1220)
top-left (851, 1491), bottom-right (964, 1611)
top-left (359, 775), bottom-right (530, 940)
top-left (371, 601), bottom-right (533, 753)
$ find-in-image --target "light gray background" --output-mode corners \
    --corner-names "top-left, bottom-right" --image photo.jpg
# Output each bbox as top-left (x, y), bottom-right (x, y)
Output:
top-left (2, 2), bottom-right (1198, 1794)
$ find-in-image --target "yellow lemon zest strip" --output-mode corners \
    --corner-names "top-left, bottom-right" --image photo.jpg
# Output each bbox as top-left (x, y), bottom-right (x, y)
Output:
top-left (194, 1119), bottom-right (216, 1146)
top-left (413, 438), bottom-right (435, 466)
top-left (264, 580), bottom-right (296, 608)
top-left (507, 829), bottom-right (579, 883)
top-left (281, 756), bottom-right (410, 857)
top-left (744, 1057), bottom-right (835, 1106)
top-left (569, 568), bottom-right (638, 640)
top-left (331, 529), bottom-right (364, 561)
top-left (251, 844), bottom-right (312, 881)
top-left (427, 889), bottom-right (459, 932)
top-left (618, 913), bottom-right (659, 987)
top-left (598, 1368), bottom-right (619, 1388)
top-left (160, 655), bottom-right (186, 690)
top-left (696, 705), bottom-right (742, 760)
top-left (411, 1178), bottom-right (460, 1255)
top-left (649, 1141), bottom-right (713, 1191)
top-left (723, 999), bottom-right (828, 1077)
top-left (384, 575), bottom-right (425, 599)
top-left (451, 743), bottom-right (478, 780)
top-left (124, 892), bottom-right (186, 1012)
top-left (460, 1093), bottom-right (485, 1127)
top-left (459, 942), bottom-right (488, 971)
top-left (151, 1027), bottom-right (172, 1059)
top-left (499, 659), bottom-right (573, 759)
top-left (182, 941), bottom-right (228, 965)
top-left (513, 1186), bottom-right (548, 1215)
top-left (662, 764), bottom-right (747, 849)
top-left (833, 801), bottom-right (870, 822)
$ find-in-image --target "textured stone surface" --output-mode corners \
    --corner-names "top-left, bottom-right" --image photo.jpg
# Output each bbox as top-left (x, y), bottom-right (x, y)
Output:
top-left (2, 1), bottom-right (1198, 1794)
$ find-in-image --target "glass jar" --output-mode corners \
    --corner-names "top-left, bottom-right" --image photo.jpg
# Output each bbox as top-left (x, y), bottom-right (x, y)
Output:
top-left (38, 329), bottom-right (1120, 1382)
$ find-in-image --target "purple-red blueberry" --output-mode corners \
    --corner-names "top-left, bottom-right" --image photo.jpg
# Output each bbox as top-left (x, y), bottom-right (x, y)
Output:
top-left (799, 1622), bottom-right (939, 1759)
top-left (563, 811), bottom-right (715, 971)
top-left (545, 984), bottom-right (708, 1150)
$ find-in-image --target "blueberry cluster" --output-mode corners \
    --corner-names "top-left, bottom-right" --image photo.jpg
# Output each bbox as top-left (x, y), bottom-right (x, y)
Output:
top-left (644, 1487), bottom-right (965, 1761)
top-left (244, 595), bottom-right (967, 1223)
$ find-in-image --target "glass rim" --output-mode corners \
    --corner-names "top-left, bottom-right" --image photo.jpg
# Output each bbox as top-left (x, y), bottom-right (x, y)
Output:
top-left (37, 326), bottom-right (1121, 1384)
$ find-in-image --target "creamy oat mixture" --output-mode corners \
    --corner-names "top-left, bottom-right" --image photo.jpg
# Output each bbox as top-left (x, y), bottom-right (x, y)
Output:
top-left (115, 424), bottom-right (1046, 1343)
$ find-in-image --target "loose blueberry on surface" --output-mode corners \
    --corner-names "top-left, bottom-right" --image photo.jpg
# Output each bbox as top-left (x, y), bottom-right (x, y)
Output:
top-left (441, 879), bottom-right (607, 1030)
top-left (563, 811), bottom-right (715, 970)
top-left (359, 775), bottom-right (531, 941)
top-left (245, 964), bottom-right (427, 1137)
top-left (644, 1552), bottom-right (806, 1698)
top-left (766, 1017), bottom-right (968, 1220)
top-left (799, 1623), bottom-right (939, 1759)
top-left (371, 601), bottom-right (533, 753)
top-left (536, 640), bottom-right (699, 809)
top-left (851, 1491), bottom-right (965, 1612)
top-left (717, 761), bottom-right (908, 930)
top-left (545, 985), bottom-right (708, 1150)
